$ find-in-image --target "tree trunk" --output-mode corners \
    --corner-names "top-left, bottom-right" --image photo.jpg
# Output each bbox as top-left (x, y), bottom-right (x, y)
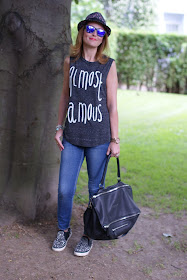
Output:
top-left (0, 0), bottom-right (71, 219)
top-left (126, 77), bottom-right (130, 89)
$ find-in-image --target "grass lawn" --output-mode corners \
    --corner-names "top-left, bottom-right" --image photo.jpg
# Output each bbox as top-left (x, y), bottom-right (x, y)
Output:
top-left (75, 90), bottom-right (187, 213)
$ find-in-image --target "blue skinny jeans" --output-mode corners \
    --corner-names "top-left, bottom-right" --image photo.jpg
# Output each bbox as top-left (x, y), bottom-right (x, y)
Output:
top-left (57, 138), bottom-right (109, 230)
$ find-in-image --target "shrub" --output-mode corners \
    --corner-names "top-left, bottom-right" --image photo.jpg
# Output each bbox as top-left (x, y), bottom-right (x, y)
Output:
top-left (117, 32), bottom-right (187, 93)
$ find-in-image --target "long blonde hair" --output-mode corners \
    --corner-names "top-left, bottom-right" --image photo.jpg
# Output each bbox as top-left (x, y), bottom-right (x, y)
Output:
top-left (70, 26), bottom-right (110, 64)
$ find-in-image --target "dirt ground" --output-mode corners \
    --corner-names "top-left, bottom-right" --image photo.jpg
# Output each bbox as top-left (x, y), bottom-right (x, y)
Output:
top-left (0, 205), bottom-right (186, 280)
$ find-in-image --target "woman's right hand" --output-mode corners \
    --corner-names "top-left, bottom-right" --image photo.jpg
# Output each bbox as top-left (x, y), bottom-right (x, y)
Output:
top-left (54, 129), bottom-right (64, 151)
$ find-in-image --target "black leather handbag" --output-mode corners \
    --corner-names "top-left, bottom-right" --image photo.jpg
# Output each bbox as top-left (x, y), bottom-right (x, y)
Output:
top-left (84, 155), bottom-right (141, 240)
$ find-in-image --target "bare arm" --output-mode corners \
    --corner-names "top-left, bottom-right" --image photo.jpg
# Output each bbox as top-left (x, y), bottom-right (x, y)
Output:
top-left (106, 60), bottom-right (120, 157)
top-left (55, 56), bottom-right (70, 151)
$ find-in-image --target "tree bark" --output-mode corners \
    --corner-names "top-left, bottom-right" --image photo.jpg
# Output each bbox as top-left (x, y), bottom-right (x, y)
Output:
top-left (0, 0), bottom-right (71, 219)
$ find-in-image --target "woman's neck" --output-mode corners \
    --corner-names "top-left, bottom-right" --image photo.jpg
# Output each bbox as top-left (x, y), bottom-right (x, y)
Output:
top-left (82, 46), bottom-right (97, 62)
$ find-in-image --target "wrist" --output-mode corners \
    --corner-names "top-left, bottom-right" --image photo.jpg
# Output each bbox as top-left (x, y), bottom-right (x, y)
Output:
top-left (110, 137), bottom-right (120, 144)
top-left (56, 124), bottom-right (64, 133)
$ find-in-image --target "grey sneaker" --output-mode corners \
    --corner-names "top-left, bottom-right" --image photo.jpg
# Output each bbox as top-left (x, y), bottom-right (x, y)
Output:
top-left (52, 228), bottom-right (72, 252)
top-left (74, 236), bottom-right (93, 257)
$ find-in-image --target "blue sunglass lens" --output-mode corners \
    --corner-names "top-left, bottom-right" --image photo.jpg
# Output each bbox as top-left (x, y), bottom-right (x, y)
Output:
top-left (97, 29), bottom-right (106, 37)
top-left (86, 25), bottom-right (106, 37)
top-left (86, 25), bottom-right (95, 33)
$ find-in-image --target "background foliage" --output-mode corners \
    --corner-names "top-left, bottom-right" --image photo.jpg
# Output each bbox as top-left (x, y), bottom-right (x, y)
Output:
top-left (102, 0), bottom-right (156, 30)
top-left (71, 0), bottom-right (104, 24)
top-left (116, 32), bottom-right (187, 93)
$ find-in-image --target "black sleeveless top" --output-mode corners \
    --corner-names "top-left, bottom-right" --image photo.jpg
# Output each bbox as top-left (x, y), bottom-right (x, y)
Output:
top-left (64, 56), bottom-right (114, 147)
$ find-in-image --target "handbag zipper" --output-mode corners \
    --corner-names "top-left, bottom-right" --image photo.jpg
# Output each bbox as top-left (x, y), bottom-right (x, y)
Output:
top-left (103, 212), bottom-right (140, 229)
top-left (112, 223), bottom-right (128, 232)
top-left (92, 184), bottom-right (130, 199)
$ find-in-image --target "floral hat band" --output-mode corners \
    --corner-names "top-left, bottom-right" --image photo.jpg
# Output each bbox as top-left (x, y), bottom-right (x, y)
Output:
top-left (77, 12), bottom-right (111, 36)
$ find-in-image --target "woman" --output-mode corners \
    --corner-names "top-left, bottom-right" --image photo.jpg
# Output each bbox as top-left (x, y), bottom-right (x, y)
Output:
top-left (52, 12), bottom-right (120, 257)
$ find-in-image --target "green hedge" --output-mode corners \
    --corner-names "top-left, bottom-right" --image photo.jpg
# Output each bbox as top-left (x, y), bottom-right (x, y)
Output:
top-left (116, 32), bottom-right (187, 94)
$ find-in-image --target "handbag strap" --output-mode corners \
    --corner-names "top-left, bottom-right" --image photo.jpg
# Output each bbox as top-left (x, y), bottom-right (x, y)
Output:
top-left (99, 154), bottom-right (121, 188)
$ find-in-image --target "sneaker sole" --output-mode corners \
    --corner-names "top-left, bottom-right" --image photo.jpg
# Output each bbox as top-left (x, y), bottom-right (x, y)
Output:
top-left (52, 232), bottom-right (72, 252)
top-left (52, 246), bottom-right (66, 252)
top-left (74, 243), bottom-right (93, 257)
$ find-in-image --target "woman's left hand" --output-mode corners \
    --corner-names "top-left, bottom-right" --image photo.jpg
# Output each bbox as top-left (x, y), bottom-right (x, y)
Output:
top-left (106, 142), bottom-right (120, 157)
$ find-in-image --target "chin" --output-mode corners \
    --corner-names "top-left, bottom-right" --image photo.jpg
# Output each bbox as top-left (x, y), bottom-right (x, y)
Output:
top-left (85, 42), bottom-right (99, 48)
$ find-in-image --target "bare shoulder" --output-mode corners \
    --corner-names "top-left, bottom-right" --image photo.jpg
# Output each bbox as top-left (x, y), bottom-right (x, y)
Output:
top-left (107, 60), bottom-right (117, 80)
top-left (110, 60), bottom-right (117, 72)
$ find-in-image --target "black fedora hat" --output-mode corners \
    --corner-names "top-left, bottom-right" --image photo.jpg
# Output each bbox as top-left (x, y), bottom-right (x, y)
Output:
top-left (77, 12), bottom-right (111, 36)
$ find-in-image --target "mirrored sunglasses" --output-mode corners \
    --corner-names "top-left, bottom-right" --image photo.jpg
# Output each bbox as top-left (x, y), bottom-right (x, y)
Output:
top-left (86, 25), bottom-right (106, 37)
